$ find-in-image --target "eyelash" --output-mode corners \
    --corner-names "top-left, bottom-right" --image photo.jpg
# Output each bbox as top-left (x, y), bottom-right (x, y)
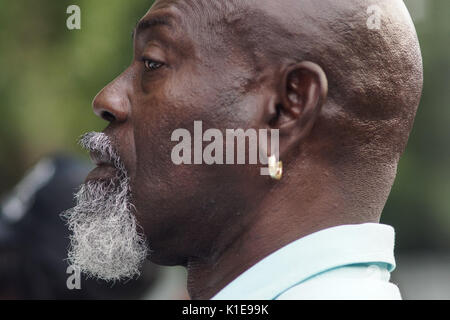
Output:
top-left (142, 58), bottom-right (164, 71)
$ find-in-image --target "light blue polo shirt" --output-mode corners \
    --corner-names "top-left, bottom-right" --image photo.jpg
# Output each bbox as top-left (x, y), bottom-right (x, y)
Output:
top-left (212, 223), bottom-right (401, 300)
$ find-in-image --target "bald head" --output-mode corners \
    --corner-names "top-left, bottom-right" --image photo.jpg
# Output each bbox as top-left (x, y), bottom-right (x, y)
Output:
top-left (147, 0), bottom-right (422, 223)
top-left (165, 0), bottom-right (422, 163)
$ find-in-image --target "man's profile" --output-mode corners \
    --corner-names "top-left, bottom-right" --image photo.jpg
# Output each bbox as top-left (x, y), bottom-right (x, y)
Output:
top-left (63, 0), bottom-right (423, 300)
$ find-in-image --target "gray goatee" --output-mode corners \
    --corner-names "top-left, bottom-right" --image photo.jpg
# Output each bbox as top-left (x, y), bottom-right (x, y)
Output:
top-left (62, 132), bottom-right (148, 281)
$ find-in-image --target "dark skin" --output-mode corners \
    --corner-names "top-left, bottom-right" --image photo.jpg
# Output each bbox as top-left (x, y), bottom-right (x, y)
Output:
top-left (91, 0), bottom-right (423, 299)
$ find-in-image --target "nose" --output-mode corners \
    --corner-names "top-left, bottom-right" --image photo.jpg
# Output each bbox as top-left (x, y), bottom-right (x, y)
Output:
top-left (92, 73), bottom-right (131, 123)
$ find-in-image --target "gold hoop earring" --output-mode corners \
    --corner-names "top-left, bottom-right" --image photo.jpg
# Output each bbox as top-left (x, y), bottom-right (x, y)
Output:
top-left (268, 154), bottom-right (283, 180)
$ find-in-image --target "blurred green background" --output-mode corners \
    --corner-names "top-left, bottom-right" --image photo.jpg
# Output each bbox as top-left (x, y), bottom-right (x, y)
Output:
top-left (0, 0), bottom-right (449, 299)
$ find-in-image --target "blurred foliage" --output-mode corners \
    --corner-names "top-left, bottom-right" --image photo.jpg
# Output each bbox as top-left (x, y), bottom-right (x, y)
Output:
top-left (0, 0), bottom-right (152, 192)
top-left (382, 0), bottom-right (450, 251)
top-left (0, 0), bottom-right (449, 252)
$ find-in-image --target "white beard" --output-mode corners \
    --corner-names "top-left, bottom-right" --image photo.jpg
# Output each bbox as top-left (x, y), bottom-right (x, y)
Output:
top-left (62, 132), bottom-right (148, 281)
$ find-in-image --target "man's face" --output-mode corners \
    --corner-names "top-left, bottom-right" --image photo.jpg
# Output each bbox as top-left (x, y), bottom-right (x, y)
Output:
top-left (90, 0), bottom-right (268, 266)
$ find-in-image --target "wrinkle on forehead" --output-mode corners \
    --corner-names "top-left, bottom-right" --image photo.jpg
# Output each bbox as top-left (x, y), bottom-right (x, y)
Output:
top-left (150, 0), bottom-right (254, 25)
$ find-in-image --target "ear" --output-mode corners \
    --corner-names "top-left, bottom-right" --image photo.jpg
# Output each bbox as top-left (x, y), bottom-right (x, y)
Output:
top-left (267, 61), bottom-right (328, 156)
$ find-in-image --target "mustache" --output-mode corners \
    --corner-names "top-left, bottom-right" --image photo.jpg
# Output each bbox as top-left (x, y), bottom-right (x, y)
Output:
top-left (79, 132), bottom-right (125, 173)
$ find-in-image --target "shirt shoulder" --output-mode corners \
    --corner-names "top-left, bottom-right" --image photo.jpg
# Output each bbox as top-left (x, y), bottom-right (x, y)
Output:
top-left (212, 223), bottom-right (399, 300)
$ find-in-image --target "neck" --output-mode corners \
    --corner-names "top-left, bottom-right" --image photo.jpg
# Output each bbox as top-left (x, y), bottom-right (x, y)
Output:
top-left (185, 177), bottom-right (365, 300)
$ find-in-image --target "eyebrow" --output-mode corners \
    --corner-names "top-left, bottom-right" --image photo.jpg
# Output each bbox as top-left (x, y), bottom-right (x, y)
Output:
top-left (132, 15), bottom-right (173, 39)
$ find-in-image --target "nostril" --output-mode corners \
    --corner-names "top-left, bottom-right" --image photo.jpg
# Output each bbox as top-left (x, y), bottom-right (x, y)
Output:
top-left (101, 111), bottom-right (116, 122)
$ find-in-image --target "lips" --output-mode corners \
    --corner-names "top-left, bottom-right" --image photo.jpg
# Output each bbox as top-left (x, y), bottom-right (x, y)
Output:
top-left (89, 150), bottom-right (114, 167)
top-left (85, 165), bottom-right (118, 182)
top-left (85, 151), bottom-right (117, 182)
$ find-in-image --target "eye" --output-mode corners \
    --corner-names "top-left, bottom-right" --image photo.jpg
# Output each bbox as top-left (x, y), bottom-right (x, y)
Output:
top-left (143, 58), bottom-right (164, 71)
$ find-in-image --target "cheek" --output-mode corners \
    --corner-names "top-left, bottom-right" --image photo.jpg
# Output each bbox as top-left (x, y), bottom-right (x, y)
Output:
top-left (132, 121), bottom-right (173, 194)
top-left (129, 97), bottom-right (194, 215)
top-left (127, 68), bottom-right (258, 214)
top-left (129, 79), bottom-right (205, 196)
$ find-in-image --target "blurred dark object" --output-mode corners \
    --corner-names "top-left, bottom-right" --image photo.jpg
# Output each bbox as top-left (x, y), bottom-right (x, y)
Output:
top-left (0, 154), bottom-right (158, 299)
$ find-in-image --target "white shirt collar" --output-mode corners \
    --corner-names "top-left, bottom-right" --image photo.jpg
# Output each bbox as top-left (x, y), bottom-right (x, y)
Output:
top-left (212, 223), bottom-right (396, 300)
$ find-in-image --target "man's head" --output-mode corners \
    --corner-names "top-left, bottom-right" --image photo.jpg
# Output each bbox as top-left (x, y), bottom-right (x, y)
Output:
top-left (67, 0), bottom-right (422, 279)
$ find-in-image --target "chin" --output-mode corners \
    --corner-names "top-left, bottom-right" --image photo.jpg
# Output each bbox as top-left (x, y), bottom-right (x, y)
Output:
top-left (147, 249), bottom-right (188, 267)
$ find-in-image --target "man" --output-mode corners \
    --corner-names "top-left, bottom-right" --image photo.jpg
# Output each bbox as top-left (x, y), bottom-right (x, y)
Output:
top-left (63, 0), bottom-right (423, 299)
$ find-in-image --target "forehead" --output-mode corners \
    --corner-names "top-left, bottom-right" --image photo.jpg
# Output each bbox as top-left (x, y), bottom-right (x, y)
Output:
top-left (147, 0), bottom-right (250, 29)
top-left (136, 1), bottom-right (202, 46)
top-left (146, 0), bottom-right (209, 24)
top-left (139, 0), bottom-right (263, 80)
top-left (151, 0), bottom-right (241, 13)
top-left (138, 0), bottom-right (252, 56)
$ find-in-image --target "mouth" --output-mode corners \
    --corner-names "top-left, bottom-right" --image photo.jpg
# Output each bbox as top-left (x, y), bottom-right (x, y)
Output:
top-left (85, 151), bottom-right (118, 182)
top-left (85, 165), bottom-right (118, 183)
